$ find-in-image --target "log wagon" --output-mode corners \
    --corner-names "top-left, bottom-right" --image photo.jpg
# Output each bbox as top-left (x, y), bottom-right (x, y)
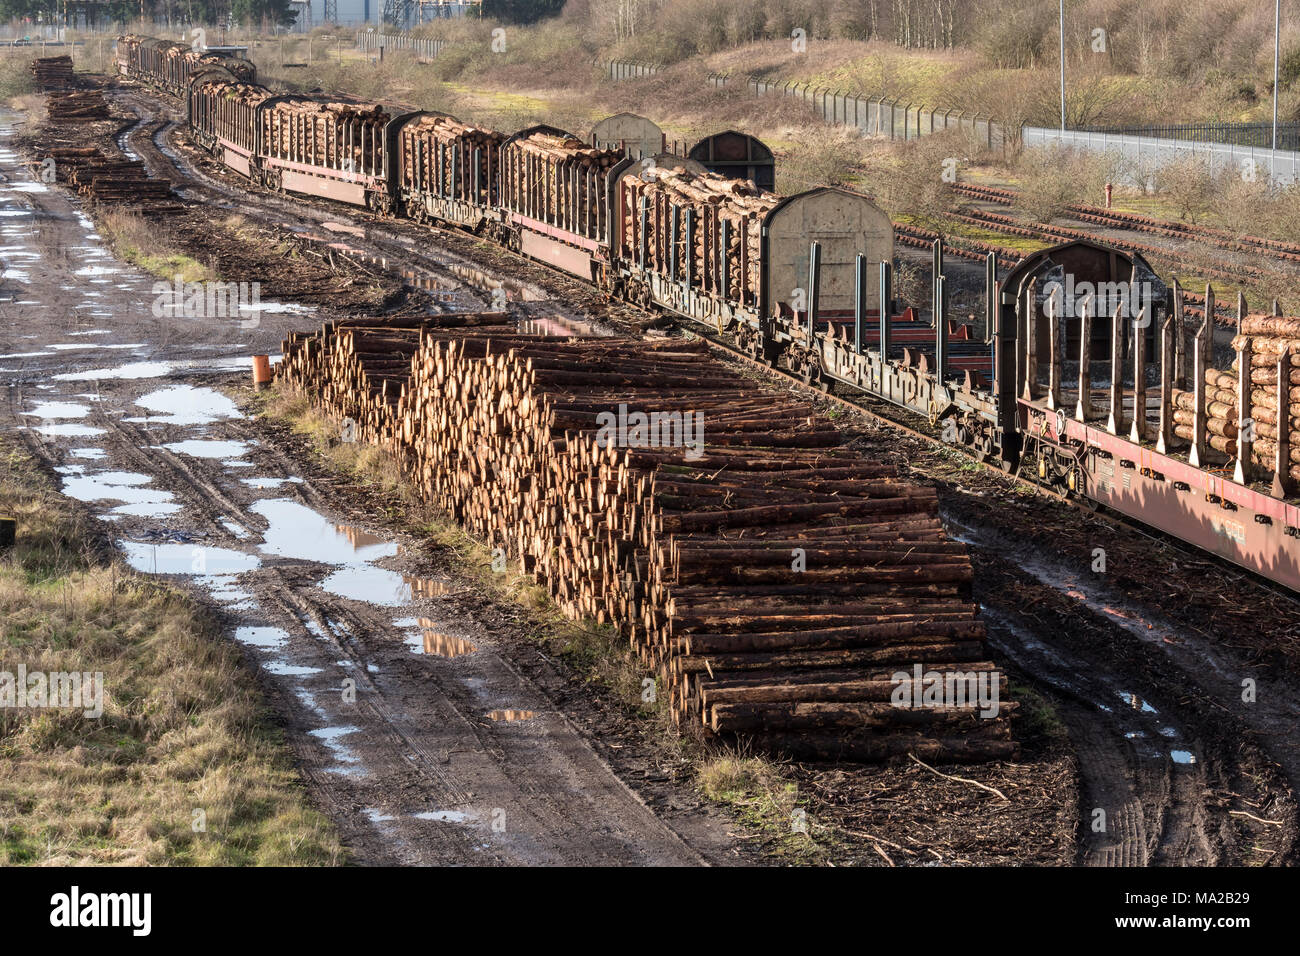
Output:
top-left (188, 73), bottom-right (272, 179)
top-left (497, 125), bottom-right (633, 281)
top-left (255, 95), bottom-right (398, 211)
top-left (393, 111), bottom-right (505, 231)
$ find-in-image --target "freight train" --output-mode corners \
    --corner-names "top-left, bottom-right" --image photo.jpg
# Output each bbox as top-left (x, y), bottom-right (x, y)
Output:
top-left (114, 37), bottom-right (1300, 592)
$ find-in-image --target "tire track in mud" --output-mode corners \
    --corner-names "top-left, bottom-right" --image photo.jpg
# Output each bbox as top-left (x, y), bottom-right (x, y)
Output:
top-left (955, 511), bottom-right (1292, 866)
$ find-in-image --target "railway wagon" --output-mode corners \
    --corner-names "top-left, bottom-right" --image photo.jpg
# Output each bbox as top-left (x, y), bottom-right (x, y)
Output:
top-left (497, 126), bottom-right (633, 281)
top-left (116, 35), bottom-right (256, 96)
top-left (1006, 241), bottom-right (1300, 590)
top-left (188, 74), bottom-right (272, 179)
top-left (256, 96), bottom-right (397, 210)
top-left (114, 34), bottom-right (144, 77)
top-left (394, 112), bottom-right (505, 230)
top-left (123, 30), bottom-right (1300, 589)
top-left (590, 112), bottom-right (665, 160)
top-left (162, 47), bottom-right (255, 97)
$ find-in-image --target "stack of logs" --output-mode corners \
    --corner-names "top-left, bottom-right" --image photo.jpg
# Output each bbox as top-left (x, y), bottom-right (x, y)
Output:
top-left (69, 158), bottom-right (177, 210)
top-left (277, 315), bottom-right (1015, 762)
top-left (31, 56), bottom-right (75, 90)
top-left (620, 163), bottom-right (777, 302)
top-left (398, 114), bottom-right (503, 202)
top-left (502, 131), bottom-right (623, 239)
top-left (1230, 315), bottom-right (1300, 483)
top-left (1166, 314), bottom-right (1300, 483)
top-left (32, 146), bottom-right (104, 185)
top-left (46, 90), bottom-right (109, 121)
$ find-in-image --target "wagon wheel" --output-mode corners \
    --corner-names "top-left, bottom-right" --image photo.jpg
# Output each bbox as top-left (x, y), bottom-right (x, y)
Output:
top-left (799, 352), bottom-right (825, 389)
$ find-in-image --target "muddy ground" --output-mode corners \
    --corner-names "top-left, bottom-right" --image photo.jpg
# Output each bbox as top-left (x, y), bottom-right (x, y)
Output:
top-left (5, 74), bottom-right (1298, 866)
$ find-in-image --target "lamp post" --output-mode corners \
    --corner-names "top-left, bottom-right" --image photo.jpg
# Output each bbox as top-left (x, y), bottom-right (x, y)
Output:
top-left (1059, 0), bottom-right (1067, 132)
top-left (1272, 0), bottom-right (1281, 182)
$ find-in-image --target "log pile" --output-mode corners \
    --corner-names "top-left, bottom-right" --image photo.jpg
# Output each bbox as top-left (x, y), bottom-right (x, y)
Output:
top-left (32, 56), bottom-right (75, 90)
top-left (1228, 315), bottom-right (1300, 481)
top-left (501, 131), bottom-right (624, 240)
top-left (277, 316), bottom-right (1016, 763)
top-left (46, 89), bottom-right (109, 121)
top-left (68, 158), bottom-right (178, 210)
top-left (260, 98), bottom-right (392, 175)
top-left (619, 163), bottom-right (777, 302)
top-left (398, 114), bottom-right (503, 201)
top-left (33, 146), bottom-right (105, 184)
top-left (1167, 314), bottom-right (1300, 483)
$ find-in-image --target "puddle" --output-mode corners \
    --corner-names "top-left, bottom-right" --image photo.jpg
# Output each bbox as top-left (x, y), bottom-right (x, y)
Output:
top-left (1117, 691), bottom-right (1158, 714)
top-left (220, 519), bottom-right (250, 539)
top-left (320, 566), bottom-right (443, 607)
top-left (129, 385), bottom-right (242, 425)
top-left (69, 447), bottom-right (106, 460)
top-left (1171, 750), bottom-right (1197, 765)
top-left (264, 661), bottom-right (323, 677)
top-left (486, 709), bottom-right (536, 722)
top-left (111, 502), bottom-right (184, 518)
top-left (62, 471), bottom-right (174, 508)
top-left (119, 541), bottom-right (261, 576)
top-left (411, 621), bottom-right (476, 658)
top-left (308, 725), bottom-right (362, 767)
top-left (234, 626), bottom-right (289, 650)
top-left (365, 809), bottom-right (397, 824)
top-left (22, 401), bottom-right (89, 418)
top-left (54, 358), bottom-right (256, 381)
top-left (29, 423), bottom-right (106, 437)
top-left (241, 476), bottom-right (304, 489)
top-left (413, 809), bottom-right (476, 824)
top-left (54, 362), bottom-right (172, 381)
top-left (198, 576), bottom-right (253, 603)
top-left (251, 499), bottom-right (396, 564)
top-left (161, 439), bottom-right (251, 459)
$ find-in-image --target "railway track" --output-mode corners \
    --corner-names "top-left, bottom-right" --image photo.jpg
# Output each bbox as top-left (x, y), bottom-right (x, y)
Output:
top-left (954, 181), bottom-right (1300, 262)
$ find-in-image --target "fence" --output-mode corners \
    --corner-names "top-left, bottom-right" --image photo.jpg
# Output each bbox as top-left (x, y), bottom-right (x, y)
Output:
top-left (355, 31), bottom-right (447, 58)
top-left (604, 60), bottom-right (658, 81)
top-left (1023, 126), bottom-right (1300, 188)
top-left (1080, 121), bottom-right (1300, 152)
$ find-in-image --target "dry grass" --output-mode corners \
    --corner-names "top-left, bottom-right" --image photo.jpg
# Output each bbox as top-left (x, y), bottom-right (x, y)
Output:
top-left (96, 209), bottom-right (213, 284)
top-left (0, 439), bottom-right (342, 866)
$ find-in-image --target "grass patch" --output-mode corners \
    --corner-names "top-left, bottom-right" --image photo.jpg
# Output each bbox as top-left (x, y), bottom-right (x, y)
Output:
top-left (0, 439), bottom-right (342, 866)
top-left (97, 209), bottom-right (213, 284)
top-left (696, 751), bottom-right (837, 862)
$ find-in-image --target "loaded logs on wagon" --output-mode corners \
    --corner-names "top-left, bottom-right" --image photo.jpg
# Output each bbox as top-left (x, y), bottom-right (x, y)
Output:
top-left (398, 114), bottom-right (504, 212)
top-left (500, 130), bottom-right (624, 242)
top-left (619, 163), bottom-right (777, 304)
top-left (276, 315), bottom-right (1016, 763)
